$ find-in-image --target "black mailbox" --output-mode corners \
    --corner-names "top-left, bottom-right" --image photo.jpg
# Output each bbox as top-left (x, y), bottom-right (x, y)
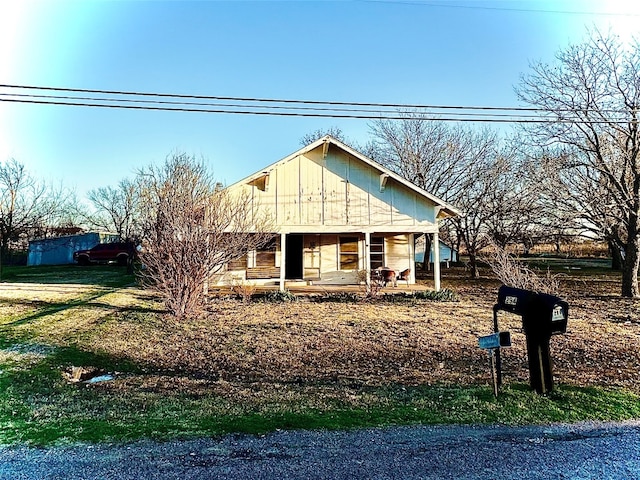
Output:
top-left (496, 286), bottom-right (535, 316)
top-left (497, 286), bottom-right (568, 337)
top-left (532, 291), bottom-right (568, 335)
top-left (494, 285), bottom-right (569, 394)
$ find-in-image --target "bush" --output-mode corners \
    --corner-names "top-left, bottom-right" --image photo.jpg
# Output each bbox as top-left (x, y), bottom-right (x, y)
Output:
top-left (262, 289), bottom-right (297, 303)
top-left (410, 288), bottom-right (458, 302)
top-left (311, 291), bottom-right (363, 303)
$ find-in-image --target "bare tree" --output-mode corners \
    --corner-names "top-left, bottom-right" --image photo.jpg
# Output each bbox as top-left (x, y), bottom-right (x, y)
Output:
top-left (482, 146), bottom-right (547, 252)
top-left (300, 126), bottom-right (350, 146)
top-left (87, 178), bottom-right (141, 241)
top-left (369, 115), bottom-right (502, 201)
top-left (0, 159), bottom-right (72, 275)
top-left (517, 29), bottom-right (640, 297)
top-left (370, 116), bottom-right (529, 277)
top-left (136, 153), bottom-right (273, 319)
top-left (452, 151), bottom-right (530, 278)
top-left (483, 241), bottom-right (561, 295)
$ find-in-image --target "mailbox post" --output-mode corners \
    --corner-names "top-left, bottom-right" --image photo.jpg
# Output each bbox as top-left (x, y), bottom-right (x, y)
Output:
top-left (478, 331), bottom-right (511, 397)
top-left (494, 286), bottom-right (568, 394)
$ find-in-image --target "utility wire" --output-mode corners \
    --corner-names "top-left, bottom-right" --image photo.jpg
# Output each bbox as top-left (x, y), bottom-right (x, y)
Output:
top-left (0, 97), bottom-right (632, 124)
top-left (0, 93), bottom-right (560, 120)
top-left (0, 83), bottom-right (545, 112)
top-left (0, 83), bottom-right (633, 116)
top-left (0, 84), bottom-right (636, 123)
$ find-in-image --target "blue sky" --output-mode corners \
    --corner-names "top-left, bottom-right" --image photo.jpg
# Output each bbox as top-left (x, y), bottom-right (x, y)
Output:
top-left (1, 0), bottom-right (638, 201)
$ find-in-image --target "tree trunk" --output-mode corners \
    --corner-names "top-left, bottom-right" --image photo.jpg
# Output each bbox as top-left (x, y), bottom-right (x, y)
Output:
top-left (468, 252), bottom-right (480, 279)
top-left (423, 234), bottom-right (432, 271)
top-left (455, 237), bottom-right (462, 263)
top-left (610, 240), bottom-right (623, 271)
top-left (621, 239), bottom-right (640, 298)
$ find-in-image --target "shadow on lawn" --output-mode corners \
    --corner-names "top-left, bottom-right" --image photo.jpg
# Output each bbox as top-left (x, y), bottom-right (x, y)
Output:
top-left (48, 344), bottom-right (145, 374)
top-left (0, 289), bottom-right (165, 332)
top-left (1, 264), bottom-right (135, 287)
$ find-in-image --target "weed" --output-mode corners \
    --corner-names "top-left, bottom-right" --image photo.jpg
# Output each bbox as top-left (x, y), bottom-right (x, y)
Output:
top-left (261, 289), bottom-right (297, 303)
top-left (229, 277), bottom-right (257, 303)
top-left (311, 292), bottom-right (363, 303)
top-left (409, 288), bottom-right (458, 302)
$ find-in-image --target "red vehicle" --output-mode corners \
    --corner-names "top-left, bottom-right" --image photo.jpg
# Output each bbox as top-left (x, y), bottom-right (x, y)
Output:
top-left (73, 242), bottom-right (135, 266)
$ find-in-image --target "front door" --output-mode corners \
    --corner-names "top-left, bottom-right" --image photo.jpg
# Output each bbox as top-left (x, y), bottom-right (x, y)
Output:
top-left (285, 234), bottom-right (304, 279)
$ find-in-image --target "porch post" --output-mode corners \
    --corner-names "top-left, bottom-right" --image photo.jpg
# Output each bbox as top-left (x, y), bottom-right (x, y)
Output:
top-left (279, 233), bottom-right (287, 292)
top-left (433, 230), bottom-right (441, 292)
top-left (364, 231), bottom-right (371, 288)
top-left (409, 233), bottom-right (416, 284)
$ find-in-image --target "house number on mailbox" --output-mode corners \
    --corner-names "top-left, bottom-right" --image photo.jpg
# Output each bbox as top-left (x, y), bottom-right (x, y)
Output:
top-left (505, 296), bottom-right (518, 306)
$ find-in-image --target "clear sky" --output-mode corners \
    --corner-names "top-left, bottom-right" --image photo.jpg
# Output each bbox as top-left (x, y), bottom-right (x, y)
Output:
top-left (1, 0), bottom-right (638, 202)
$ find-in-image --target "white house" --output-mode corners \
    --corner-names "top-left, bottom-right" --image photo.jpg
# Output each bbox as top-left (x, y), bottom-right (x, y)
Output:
top-left (221, 136), bottom-right (460, 291)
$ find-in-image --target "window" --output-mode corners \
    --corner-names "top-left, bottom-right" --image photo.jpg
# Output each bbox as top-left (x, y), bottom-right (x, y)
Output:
top-left (256, 237), bottom-right (277, 266)
top-left (370, 236), bottom-right (385, 270)
top-left (228, 254), bottom-right (247, 270)
top-left (339, 237), bottom-right (359, 270)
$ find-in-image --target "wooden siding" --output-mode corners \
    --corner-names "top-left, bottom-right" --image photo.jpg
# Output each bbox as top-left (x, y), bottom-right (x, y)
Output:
top-left (385, 235), bottom-right (411, 272)
top-left (234, 144), bottom-right (439, 233)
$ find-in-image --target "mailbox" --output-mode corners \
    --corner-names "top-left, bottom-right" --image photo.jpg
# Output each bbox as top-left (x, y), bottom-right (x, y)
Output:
top-left (478, 331), bottom-right (512, 350)
top-left (496, 286), bottom-right (535, 316)
top-left (494, 285), bottom-right (569, 394)
top-left (496, 286), bottom-right (568, 337)
top-left (531, 291), bottom-right (568, 336)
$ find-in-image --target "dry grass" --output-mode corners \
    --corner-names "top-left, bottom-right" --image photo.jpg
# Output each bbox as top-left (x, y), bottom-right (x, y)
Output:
top-left (3, 267), bottom-right (639, 397)
top-left (62, 271), bottom-right (640, 395)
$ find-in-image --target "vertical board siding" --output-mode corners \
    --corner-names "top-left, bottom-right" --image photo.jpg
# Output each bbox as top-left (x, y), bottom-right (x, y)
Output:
top-left (303, 234), bottom-right (321, 278)
top-left (386, 234), bottom-right (411, 272)
top-left (320, 234), bottom-right (338, 272)
top-left (347, 156), bottom-right (372, 225)
top-left (390, 186), bottom-right (417, 225)
top-left (238, 143), bottom-right (437, 229)
top-left (323, 152), bottom-right (349, 225)
top-left (300, 155), bottom-right (324, 224)
top-left (277, 155), bottom-right (300, 224)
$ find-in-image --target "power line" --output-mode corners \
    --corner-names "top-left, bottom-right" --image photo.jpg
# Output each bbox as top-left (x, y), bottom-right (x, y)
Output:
top-left (360, 0), bottom-right (640, 17)
top-left (0, 92), bottom-right (554, 120)
top-left (0, 83), bottom-right (543, 112)
top-left (0, 96), bottom-right (632, 124)
top-left (0, 83), bottom-right (636, 123)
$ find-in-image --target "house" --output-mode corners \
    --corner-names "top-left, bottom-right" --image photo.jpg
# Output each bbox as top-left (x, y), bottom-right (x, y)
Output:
top-left (27, 232), bottom-right (119, 266)
top-left (221, 136), bottom-right (460, 291)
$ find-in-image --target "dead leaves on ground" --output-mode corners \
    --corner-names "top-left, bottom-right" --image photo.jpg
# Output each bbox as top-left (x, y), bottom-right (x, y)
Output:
top-left (83, 274), bottom-right (640, 394)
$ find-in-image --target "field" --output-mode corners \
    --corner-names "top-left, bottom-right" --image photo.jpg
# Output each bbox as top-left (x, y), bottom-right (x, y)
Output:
top-left (0, 263), bottom-right (639, 445)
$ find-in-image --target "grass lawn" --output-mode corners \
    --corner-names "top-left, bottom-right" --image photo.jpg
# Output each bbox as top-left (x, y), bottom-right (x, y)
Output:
top-left (0, 263), bottom-right (639, 445)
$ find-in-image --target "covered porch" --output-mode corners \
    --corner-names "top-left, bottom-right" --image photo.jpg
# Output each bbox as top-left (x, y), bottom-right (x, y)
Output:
top-left (211, 280), bottom-right (436, 298)
top-left (275, 229), bottom-right (444, 292)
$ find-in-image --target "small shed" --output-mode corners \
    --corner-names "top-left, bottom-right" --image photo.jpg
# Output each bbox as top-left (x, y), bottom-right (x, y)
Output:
top-left (27, 232), bottom-right (119, 266)
top-left (415, 236), bottom-right (459, 266)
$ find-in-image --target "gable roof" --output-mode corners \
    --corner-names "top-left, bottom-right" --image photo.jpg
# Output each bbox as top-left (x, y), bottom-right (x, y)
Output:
top-left (230, 135), bottom-right (460, 219)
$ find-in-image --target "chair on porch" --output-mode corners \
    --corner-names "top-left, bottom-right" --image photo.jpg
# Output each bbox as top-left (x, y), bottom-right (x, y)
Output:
top-left (373, 267), bottom-right (396, 287)
top-left (397, 268), bottom-right (411, 286)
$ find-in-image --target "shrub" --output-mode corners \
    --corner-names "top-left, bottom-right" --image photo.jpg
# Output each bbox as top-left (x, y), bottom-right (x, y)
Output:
top-left (410, 288), bottom-right (458, 302)
top-left (262, 289), bottom-right (297, 303)
top-left (311, 291), bottom-right (363, 303)
top-left (230, 277), bottom-right (257, 304)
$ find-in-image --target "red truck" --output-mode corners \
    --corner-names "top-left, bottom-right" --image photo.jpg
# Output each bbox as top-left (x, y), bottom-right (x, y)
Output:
top-left (73, 242), bottom-right (135, 266)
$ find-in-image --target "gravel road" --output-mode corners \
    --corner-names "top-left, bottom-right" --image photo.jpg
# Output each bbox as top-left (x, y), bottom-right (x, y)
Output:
top-left (2, 421), bottom-right (640, 479)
